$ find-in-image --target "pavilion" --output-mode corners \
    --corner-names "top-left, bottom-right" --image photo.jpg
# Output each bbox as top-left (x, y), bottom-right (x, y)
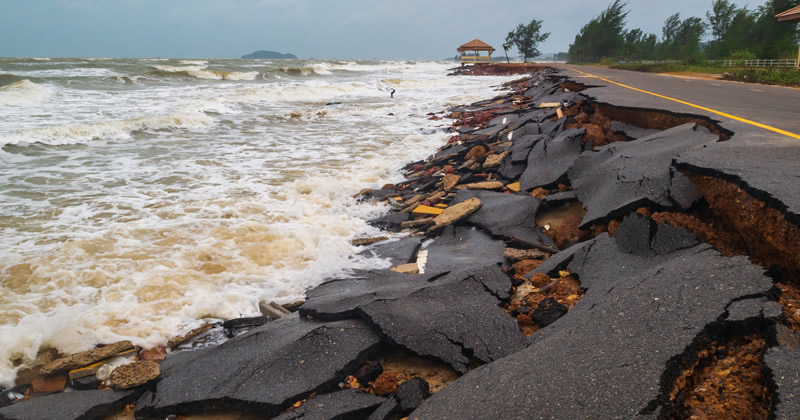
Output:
top-left (457, 39), bottom-right (495, 64)
top-left (776, 5), bottom-right (800, 68)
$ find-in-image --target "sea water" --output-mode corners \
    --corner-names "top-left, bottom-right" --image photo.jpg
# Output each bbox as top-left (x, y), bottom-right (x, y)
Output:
top-left (0, 57), bottom-right (514, 386)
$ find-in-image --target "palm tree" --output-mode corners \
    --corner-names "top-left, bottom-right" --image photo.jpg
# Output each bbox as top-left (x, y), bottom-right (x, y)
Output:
top-left (503, 42), bottom-right (512, 63)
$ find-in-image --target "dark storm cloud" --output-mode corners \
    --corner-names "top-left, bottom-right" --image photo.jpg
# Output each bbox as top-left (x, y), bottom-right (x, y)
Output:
top-left (0, 0), bottom-right (752, 59)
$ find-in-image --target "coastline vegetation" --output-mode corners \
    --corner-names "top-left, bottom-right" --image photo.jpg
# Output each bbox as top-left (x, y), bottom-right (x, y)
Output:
top-left (566, 0), bottom-right (800, 86)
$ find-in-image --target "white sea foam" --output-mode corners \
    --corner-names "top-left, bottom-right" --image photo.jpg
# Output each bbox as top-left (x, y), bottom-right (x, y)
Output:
top-left (0, 80), bottom-right (53, 106)
top-left (5, 68), bottom-right (124, 78)
top-left (0, 58), bottom-right (516, 387)
top-left (0, 113), bottom-right (212, 145)
top-left (153, 65), bottom-right (258, 81)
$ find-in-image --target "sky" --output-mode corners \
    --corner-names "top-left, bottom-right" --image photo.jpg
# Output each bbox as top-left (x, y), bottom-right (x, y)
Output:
top-left (0, 0), bottom-right (760, 60)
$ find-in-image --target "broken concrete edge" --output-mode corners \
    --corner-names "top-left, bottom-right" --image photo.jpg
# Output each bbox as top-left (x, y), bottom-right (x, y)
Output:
top-left (568, 97), bottom-right (734, 141)
top-left (675, 161), bottom-right (800, 228)
top-left (135, 335), bottom-right (385, 419)
top-left (640, 308), bottom-right (780, 417)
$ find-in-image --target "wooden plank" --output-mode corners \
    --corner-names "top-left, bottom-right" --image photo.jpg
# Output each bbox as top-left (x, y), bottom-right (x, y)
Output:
top-left (412, 205), bottom-right (445, 215)
top-left (506, 181), bottom-right (521, 192)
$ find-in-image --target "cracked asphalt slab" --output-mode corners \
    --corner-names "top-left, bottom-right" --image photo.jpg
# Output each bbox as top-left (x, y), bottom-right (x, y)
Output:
top-left (135, 315), bottom-right (381, 418)
top-left (409, 217), bottom-right (775, 419)
top-left (569, 123), bottom-right (719, 228)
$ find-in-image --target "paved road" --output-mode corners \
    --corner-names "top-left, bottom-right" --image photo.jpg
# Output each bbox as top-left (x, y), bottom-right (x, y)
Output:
top-left (552, 64), bottom-right (800, 137)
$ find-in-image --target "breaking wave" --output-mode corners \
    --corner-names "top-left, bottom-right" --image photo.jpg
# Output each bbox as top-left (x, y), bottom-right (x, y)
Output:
top-left (151, 65), bottom-right (258, 81)
top-left (1, 113), bottom-right (213, 145)
top-left (0, 80), bottom-right (53, 106)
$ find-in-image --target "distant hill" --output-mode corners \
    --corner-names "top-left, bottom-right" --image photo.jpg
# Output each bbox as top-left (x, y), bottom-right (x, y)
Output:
top-left (241, 50), bottom-right (298, 59)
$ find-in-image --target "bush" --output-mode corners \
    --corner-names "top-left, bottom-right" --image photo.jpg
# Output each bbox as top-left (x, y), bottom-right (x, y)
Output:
top-left (723, 68), bottom-right (800, 87)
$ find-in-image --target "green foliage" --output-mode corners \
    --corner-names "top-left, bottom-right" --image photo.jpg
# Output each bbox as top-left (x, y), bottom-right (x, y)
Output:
top-left (506, 19), bottom-right (550, 63)
top-left (707, 0), bottom-right (738, 41)
top-left (659, 14), bottom-right (706, 60)
top-left (568, 0), bottom-right (629, 62)
top-left (568, 0), bottom-right (800, 63)
top-left (729, 49), bottom-right (757, 60)
top-left (723, 68), bottom-right (800, 86)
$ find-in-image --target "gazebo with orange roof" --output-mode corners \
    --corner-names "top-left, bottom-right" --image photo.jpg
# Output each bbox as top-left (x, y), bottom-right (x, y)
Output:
top-left (457, 39), bottom-right (495, 64)
top-left (776, 6), bottom-right (800, 68)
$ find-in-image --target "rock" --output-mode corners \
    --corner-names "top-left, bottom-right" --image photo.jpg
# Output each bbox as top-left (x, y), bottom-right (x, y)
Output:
top-left (520, 128), bottom-right (586, 191)
top-left (455, 181), bottom-right (504, 191)
top-left (411, 225), bottom-right (774, 418)
top-left (504, 248), bottom-right (547, 263)
top-left (395, 378), bottom-right (430, 411)
top-left (108, 361), bottom-right (160, 390)
top-left (569, 123), bottom-right (718, 228)
top-left (135, 315), bottom-right (382, 418)
top-left (353, 360), bottom-right (383, 385)
top-left (765, 346), bottom-right (800, 419)
top-left (0, 389), bottom-right (139, 420)
top-left (531, 297), bottom-right (568, 327)
top-left (40, 341), bottom-right (135, 375)
top-left (271, 389), bottom-right (385, 420)
top-left (442, 173), bottom-right (460, 192)
top-left (451, 190), bottom-right (554, 249)
top-left (427, 197), bottom-right (481, 233)
top-left (423, 226), bottom-right (506, 274)
top-left (222, 316), bottom-right (272, 338)
top-left (391, 263), bottom-right (419, 274)
top-left (483, 152), bottom-right (508, 169)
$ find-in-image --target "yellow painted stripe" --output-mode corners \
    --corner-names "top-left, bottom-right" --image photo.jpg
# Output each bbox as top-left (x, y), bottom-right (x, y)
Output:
top-left (566, 66), bottom-right (800, 140)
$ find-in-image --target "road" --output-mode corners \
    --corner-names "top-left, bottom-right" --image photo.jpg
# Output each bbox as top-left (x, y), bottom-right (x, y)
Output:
top-left (552, 64), bottom-right (800, 138)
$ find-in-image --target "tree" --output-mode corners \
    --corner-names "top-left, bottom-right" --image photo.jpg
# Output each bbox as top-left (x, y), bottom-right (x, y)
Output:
top-left (662, 13), bottom-right (682, 44)
top-left (503, 41), bottom-right (512, 64)
top-left (707, 0), bottom-right (738, 41)
top-left (568, 0), bottom-right (629, 62)
top-left (506, 19), bottom-right (551, 62)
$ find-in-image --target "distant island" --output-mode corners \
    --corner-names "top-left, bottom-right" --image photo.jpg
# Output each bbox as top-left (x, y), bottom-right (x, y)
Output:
top-left (241, 50), bottom-right (298, 59)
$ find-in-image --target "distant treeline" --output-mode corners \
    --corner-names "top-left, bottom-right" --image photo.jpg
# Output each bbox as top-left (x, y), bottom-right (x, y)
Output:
top-left (568, 0), bottom-right (800, 63)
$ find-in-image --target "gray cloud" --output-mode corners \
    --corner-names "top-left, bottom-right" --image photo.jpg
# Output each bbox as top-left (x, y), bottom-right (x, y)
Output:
top-left (0, 0), bottom-right (754, 59)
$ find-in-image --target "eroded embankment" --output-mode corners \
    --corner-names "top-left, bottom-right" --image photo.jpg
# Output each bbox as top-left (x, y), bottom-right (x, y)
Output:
top-left (3, 67), bottom-right (800, 420)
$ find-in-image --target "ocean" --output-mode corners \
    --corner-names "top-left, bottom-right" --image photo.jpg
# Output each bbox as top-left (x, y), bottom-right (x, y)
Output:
top-left (0, 57), bottom-right (514, 387)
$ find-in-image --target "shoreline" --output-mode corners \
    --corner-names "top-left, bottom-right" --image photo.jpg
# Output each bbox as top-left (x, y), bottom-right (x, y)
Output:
top-left (3, 63), bottom-right (800, 419)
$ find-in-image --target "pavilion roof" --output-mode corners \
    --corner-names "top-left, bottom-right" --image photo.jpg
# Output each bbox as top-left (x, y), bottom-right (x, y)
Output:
top-left (458, 39), bottom-right (495, 53)
top-left (776, 5), bottom-right (800, 21)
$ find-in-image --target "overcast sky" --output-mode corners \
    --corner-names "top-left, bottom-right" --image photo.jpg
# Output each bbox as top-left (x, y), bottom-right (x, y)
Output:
top-left (1, 0), bottom-right (759, 59)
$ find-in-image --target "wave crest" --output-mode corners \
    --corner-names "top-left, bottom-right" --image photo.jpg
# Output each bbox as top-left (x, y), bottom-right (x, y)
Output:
top-left (1, 113), bottom-right (212, 145)
top-left (0, 80), bottom-right (53, 106)
top-left (152, 65), bottom-right (258, 81)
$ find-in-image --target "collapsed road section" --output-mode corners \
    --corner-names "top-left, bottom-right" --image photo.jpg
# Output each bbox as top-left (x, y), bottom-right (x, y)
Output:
top-left (2, 66), bottom-right (799, 420)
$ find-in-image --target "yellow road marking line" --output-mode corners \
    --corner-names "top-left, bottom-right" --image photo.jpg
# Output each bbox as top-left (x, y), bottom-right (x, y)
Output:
top-left (566, 66), bottom-right (800, 140)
